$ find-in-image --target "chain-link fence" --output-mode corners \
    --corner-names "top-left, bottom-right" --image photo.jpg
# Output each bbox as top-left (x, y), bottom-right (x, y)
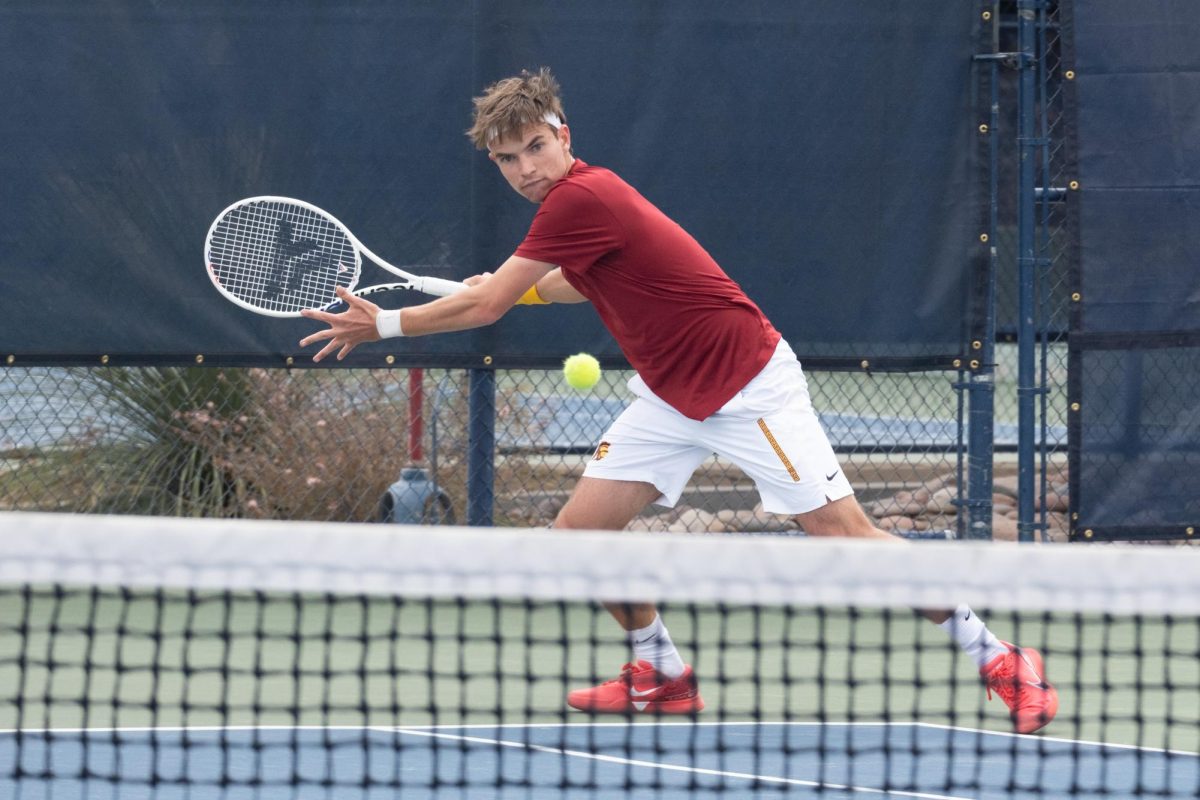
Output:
top-left (0, 2), bottom-right (1092, 542)
top-left (1, 365), bottom-right (1011, 537)
top-left (1034, 0), bottom-right (1073, 537)
top-left (984, 0), bottom-right (1072, 539)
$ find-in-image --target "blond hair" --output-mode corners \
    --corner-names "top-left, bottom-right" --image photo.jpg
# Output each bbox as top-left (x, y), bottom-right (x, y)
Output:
top-left (467, 67), bottom-right (567, 150)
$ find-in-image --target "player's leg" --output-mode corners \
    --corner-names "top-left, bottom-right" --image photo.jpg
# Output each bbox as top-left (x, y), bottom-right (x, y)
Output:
top-left (554, 475), bottom-right (661, 530)
top-left (558, 397), bottom-right (710, 714)
top-left (795, 496), bottom-right (950, 619)
top-left (703, 340), bottom-right (1057, 732)
top-left (554, 475), bottom-right (663, 633)
top-left (791, 489), bottom-right (1057, 732)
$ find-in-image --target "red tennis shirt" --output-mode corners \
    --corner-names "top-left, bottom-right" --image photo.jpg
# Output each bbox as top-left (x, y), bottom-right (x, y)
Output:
top-left (514, 160), bottom-right (781, 421)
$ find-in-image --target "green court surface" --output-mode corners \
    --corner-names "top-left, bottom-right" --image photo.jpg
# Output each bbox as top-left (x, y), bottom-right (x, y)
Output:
top-left (3, 589), bottom-right (1195, 754)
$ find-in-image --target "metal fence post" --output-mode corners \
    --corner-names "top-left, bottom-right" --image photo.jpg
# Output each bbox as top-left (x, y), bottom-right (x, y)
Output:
top-left (1016, 0), bottom-right (1044, 542)
top-left (965, 33), bottom-right (1002, 540)
top-left (467, 367), bottom-right (495, 526)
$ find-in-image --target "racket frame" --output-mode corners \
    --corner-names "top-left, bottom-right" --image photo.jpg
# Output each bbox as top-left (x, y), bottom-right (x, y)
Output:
top-left (205, 195), bottom-right (464, 318)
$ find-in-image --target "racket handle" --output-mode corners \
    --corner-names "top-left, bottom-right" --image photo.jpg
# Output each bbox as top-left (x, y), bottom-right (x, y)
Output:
top-left (414, 276), bottom-right (468, 297)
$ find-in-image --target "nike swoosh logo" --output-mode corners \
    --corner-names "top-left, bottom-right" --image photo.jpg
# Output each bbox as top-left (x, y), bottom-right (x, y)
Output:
top-left (825, 472), bottom-right (838, 481)
top-left (629, 687), bottom-right (660, 698)
top-left (1017, 651), bottom-right (1047, 685)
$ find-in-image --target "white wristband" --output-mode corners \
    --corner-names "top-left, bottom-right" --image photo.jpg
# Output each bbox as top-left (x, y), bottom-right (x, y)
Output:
top-left (375, 309), bottom-right (405, 339)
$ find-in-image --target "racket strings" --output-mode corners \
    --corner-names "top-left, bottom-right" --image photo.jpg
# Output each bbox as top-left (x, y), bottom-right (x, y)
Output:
top-left (208, 201), bottom-right (358, 314)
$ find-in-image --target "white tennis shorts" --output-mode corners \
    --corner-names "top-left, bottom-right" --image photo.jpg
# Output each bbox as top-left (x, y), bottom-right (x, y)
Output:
top-left (583, 339), bottom-right (854, 515)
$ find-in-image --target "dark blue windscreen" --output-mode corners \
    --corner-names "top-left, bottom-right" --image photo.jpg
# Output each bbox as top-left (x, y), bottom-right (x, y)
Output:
top-left (0, 2), bottom-right (980, 367)
top-left (1067, 0), bottom-right (1200, 537)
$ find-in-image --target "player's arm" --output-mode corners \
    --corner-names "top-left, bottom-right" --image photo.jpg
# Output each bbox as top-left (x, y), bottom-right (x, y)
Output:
top-left (401, 254), bottom-right (556, 332)
top-left (531, 268), bottom-right (588, 304)
top-left (299, 255), bottom-right (554, 362)
top-left (469, 266), bottom-right (587, 305)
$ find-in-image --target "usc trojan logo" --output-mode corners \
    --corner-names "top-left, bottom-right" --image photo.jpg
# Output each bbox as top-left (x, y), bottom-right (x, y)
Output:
top-left (593, 441), bottom-right (610, 461)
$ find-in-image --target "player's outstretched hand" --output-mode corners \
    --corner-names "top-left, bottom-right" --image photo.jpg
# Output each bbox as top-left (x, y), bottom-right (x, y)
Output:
top-left (463, 272), bottom-right (493, 287)
top-left (299, 286), bottom-right (381, 362)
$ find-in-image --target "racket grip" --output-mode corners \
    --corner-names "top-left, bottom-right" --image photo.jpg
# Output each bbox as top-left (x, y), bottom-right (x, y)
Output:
top-left (416, 276), bottom-right (468, 297)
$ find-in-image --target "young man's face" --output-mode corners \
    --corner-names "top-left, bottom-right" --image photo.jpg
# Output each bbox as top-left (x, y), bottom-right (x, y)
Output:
top-left (488, 123), bottom-right (573, 203)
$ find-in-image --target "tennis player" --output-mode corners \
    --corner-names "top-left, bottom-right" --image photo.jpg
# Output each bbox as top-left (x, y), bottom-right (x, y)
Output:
top-left (299, 68), bottom-right (1058, 734)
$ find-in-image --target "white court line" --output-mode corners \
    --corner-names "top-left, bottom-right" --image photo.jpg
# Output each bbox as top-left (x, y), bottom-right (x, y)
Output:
top-left (2, 720), bottom-right (1196, 759)
top-left (377, 719), bottom-right (1200, 759)
top-left (388, 727), bottom-right (973, 800)
top-left (907, 721), bottom-right (1200, 758)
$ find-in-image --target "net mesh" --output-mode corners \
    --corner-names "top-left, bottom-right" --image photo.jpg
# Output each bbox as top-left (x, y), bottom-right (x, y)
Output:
top-left (1, 512), bottom-right (1197, 798)
top-left (206, 199), bottom-right (358, 315)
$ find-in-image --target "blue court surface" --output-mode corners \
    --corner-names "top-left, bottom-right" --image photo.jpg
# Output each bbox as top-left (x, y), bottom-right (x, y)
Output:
top-left (3, 721), bottom-right (1196, 799)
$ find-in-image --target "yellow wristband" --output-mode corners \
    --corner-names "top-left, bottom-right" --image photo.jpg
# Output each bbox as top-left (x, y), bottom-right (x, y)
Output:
top-left (516, 284), bottom-right (550, 305)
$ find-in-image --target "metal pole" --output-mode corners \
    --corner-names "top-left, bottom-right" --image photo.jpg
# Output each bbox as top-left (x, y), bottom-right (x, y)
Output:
top-left (1016, 0), bottom-right (1042, 542)
top-left (964, 35), bottom-right (1002, 540)
top-left (1036, 1), bottom-right (1053, 541)
top-left (467, 367), bottom-right (495, 526)
top-left (407, 368), bottom-right (424, 463)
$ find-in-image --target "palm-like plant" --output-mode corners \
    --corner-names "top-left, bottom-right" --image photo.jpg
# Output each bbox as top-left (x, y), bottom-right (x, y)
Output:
top-left (79, 367), bottom-right (256, 516)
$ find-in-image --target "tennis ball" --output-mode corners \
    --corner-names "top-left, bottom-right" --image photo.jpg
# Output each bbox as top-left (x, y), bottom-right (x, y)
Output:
top-left (562, 353), bottom-right (601, 391)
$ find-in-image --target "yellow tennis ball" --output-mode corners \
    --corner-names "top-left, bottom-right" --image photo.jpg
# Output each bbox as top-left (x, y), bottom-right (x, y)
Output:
top-left (562, 353), bottom-right (601, 391)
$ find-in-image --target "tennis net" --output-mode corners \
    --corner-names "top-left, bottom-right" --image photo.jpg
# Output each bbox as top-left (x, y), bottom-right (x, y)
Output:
top-left (1, 511), bottom-right (1197, 798)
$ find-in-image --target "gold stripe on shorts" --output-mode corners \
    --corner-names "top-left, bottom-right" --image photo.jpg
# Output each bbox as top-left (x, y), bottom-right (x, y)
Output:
top-left (757, 418), bottom-right (800, 482)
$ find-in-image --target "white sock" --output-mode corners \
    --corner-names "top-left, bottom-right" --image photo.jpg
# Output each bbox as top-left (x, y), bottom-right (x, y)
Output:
top-left (628, 614), bottom-right (685, 679)
top-left (939, 605), bottom-right (1008, 669)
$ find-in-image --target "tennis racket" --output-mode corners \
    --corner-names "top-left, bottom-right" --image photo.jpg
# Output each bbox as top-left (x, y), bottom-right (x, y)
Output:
top-left (205, 196), bottom-right (467, 317)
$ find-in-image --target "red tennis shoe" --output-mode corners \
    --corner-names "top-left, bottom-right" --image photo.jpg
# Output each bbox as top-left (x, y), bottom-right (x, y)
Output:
top-left (567, 661), bottom-right (705, 714)
top-left (980, 641), bottom-right (1059, 734)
